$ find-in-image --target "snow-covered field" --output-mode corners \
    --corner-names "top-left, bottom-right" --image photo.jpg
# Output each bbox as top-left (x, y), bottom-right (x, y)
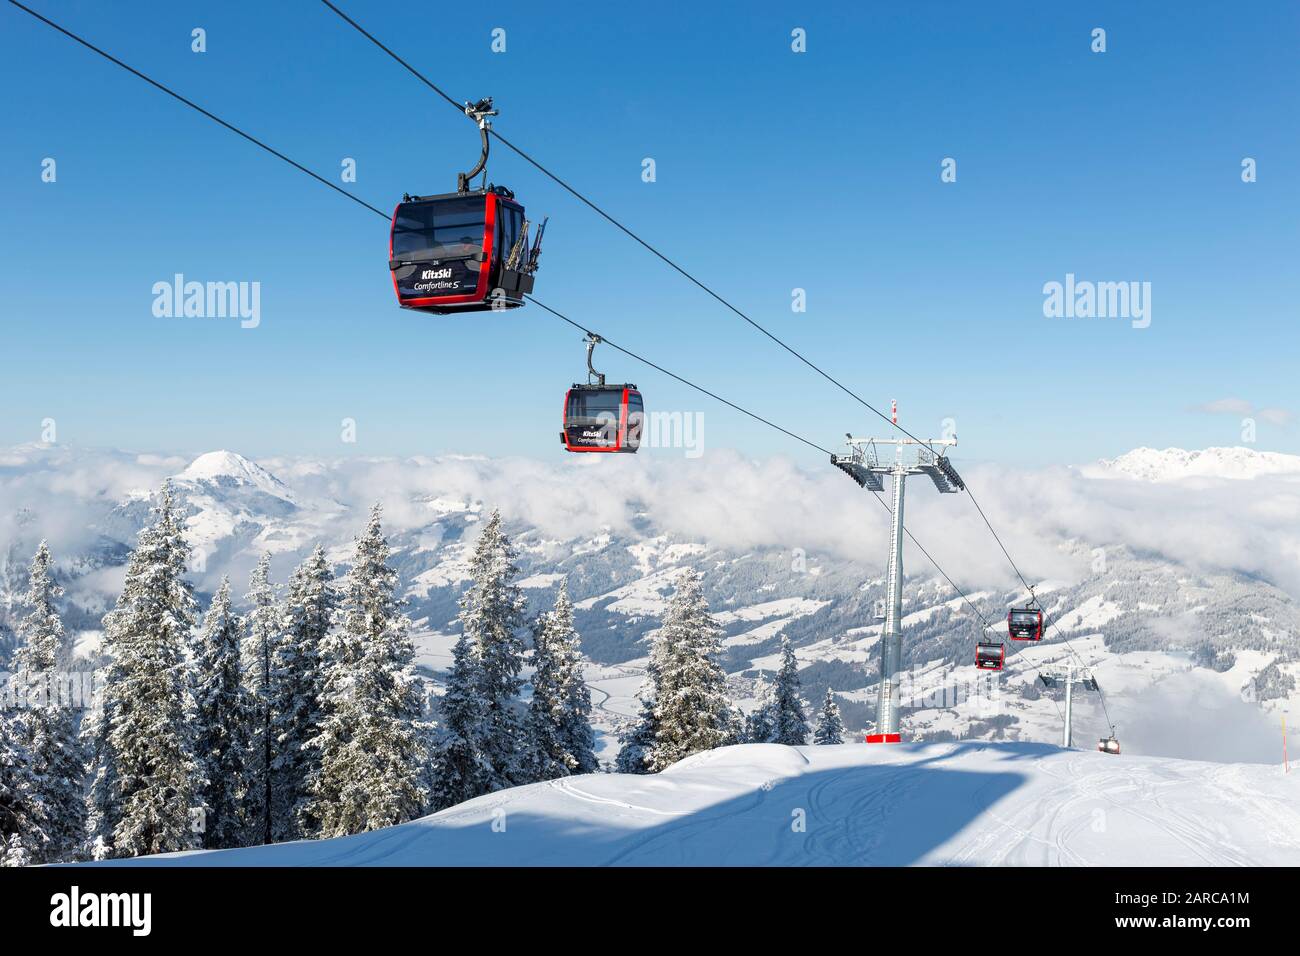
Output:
top-left (100, 742), bottom-right (1300, 867)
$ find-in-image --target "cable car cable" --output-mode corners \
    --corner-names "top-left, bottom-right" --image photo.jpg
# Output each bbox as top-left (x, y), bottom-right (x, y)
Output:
top-left (318, 0), bottom-right (1088, 726)
top-left (13, 0), bottom-right (1065, 727)
top-left (4, 1), bottom-right (391, 222)
top-left (315, 0), bottom-right (938, 453)
top-left (316, 0), bottom-right (1095, 718)
top-left (531, 294), bottom-right (1035, 681)
top-left (964, 482), bottom-right (1118, 733)
top-left (316, 1), bottom-right (1096, 721)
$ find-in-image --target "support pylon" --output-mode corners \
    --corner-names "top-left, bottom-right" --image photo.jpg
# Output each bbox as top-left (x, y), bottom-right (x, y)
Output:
top-left (830, 407), bottom-right (964, 743)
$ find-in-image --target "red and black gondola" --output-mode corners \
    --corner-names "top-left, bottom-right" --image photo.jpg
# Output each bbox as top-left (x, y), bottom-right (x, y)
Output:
top-left (562, 334), bottom-right (644, 453)
top-left (562, 385), bottom-right (644, 453)
top-left (975, 641), bottom-right (1005, 671)
top-left (1007, 607), bottom-right (1044, 641)
top-left (388, 97), bottom-right (545, 315)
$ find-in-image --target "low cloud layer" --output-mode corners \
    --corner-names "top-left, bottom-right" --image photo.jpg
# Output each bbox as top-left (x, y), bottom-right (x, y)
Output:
top-left (2, 443), bottom-right (1299, 600)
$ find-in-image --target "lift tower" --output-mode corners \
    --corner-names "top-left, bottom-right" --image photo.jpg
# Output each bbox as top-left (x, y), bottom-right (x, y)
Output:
top-left (1038, 663), bottom-right (1100, 748)
top-left (831, 413), bottom-right (963, 742)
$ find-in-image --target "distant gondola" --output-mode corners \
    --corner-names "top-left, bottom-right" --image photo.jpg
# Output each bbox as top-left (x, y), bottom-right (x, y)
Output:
top-left (975, 641), bottom-right (1005, 671)
top-left (1008, 606), bottom-right (1044, 641)
top-left (562, 334), bottom-right (644, 453)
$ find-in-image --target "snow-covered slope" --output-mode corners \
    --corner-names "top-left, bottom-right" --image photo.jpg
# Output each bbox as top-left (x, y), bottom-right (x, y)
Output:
top-left (100, 742), bottom-right (1300, 867)
top-left (177, 450), bottom-right (299, 504)
top-left (1092, 446), bottom-right (1300, 482)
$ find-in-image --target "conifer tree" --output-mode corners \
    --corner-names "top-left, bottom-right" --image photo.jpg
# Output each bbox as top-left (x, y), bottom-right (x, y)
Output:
top-left (429, 631), bottom-right (490, 809)
top-left (813, 687), bottom-right (845, 745)
top-left (306, 505), bottom-right (426, 836)
top-left (455, 510), bottom-right (527, 789)
top-left (191, 577), bottom-right (252, 848)
top-left (11, 542), bottom-right (85, 862)
top-left (744, 677), bottom-right (777, 744)
top-left (0, 712), bottom-right (47, 865)
top-left (275, 544), bottom-right (335, 840)
top-left (88, 482), bottom-right (203, 858)
top-left (648, 571), bottom-right (736, 771)
top-left (770, 636), bottom-right (810, 746)
top-left (525, 581), bottom-right (597, 780)
top-left (242, 553), bottom-right (280, 845)
top-left (554, 590), bottom-right (599, 776)
top-left (614, 690), bottom-right (657, 775)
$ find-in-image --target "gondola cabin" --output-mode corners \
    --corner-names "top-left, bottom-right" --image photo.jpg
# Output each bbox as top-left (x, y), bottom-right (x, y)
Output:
top-left (975, 641), bottom-right (1005, 671)
top-left (389, 187), bottom-right (536, 314)
top-left (1007, 607), bottom-right (1044, 641)
top-left (562, 385), bottom-right (644, 453)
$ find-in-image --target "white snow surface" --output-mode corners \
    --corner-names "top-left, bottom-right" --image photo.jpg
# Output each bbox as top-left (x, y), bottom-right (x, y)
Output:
top-left (1090, 446), bottom-right (1300, 483)
top-left (99, 742), bottom-right (1300, 867)
top-left (176, 450), bottom-right (298, 503)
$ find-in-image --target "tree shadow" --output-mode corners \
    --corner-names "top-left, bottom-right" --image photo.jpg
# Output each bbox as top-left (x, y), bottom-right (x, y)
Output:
top-left (93, 741), bottom-right (1044, 867)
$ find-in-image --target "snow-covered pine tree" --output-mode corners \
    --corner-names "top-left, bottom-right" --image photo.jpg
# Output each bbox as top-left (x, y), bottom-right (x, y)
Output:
top-left (613, 689), bottom-right (657, 774)
top-left (11, 541), bottom-right (85, 862)
top-left (305, 505), bottom-right (427, 837)
top-left (13, 541), bottom-right (67, 680)
top-left (190, 577), bottom-right (253, 849)
top-left (429, 630), bottom-right (490, 809)
top-left (90, 482), bottom-right (204, 858)
top-left (81, 680), bottom-right (118, 860)
top-left (770, 636), bottom-right (810, 746)
top-left (553, 585), bottom-right (599, 776)
top-left (455, 510), bottom-right (527, 789)
top-left (242, 553), bottom-right (281, 845)
top-left (813, 687), bottom-right (845, 745)
top-left (0, 711), bottom-right (48, 865)
top-left (275, 544), bottom-right (335, 841)
top-left (744, 677), bottom-right (777, 744)
top-left (525, 580), bottom-right (597, 780)
top-left (648, 570), bottom-right (736, 772)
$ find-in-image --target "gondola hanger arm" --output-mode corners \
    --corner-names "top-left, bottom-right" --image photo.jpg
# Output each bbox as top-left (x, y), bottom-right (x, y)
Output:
top-left (457, 96), bottom-right (498, 193)
top-left (586, 333), bottom-right (606, 386)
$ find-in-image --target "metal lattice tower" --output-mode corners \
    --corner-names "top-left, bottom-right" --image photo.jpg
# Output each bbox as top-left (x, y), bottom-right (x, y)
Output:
top-left (1038, 662), bottom-right (1100, 748)
top-left (831, 406), bottom-right (964, 742)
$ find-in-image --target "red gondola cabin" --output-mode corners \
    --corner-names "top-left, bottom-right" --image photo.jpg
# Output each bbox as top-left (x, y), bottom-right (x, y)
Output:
top-left (562, 385), bottom-right (644, 453)
top-left (975, 641), bottom-right (1005, 671)
top-left (389, 186), bottom-right (539, 314)
top-left (1007, 607), bottom-right (1044, 641)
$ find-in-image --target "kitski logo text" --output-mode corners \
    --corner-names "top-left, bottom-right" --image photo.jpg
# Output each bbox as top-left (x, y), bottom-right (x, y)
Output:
top-left (50, 886), bottom-right (152, 937)
top-left (152, 273), bottom-right (261, 328)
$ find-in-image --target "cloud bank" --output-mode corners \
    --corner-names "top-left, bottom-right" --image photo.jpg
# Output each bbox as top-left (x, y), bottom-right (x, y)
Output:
top-left (1, 444), bottom-right (1299, 599)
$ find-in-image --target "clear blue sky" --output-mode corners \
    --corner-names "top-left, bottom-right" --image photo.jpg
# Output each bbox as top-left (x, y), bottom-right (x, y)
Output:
top-left (2, 0), bottom-right (1296, 466)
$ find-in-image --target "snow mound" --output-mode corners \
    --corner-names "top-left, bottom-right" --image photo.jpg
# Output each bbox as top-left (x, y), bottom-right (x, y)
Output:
top-left (1092, 446), bottom-right (1300, 482)
top-left (97, 742), bottom-right (1300, 867)
top-left (176, 450), bottom-right (297, 504)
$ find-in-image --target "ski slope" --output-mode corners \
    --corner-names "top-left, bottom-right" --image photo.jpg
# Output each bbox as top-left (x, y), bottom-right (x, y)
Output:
top-left (106, 742), bottom-right (1299, 867)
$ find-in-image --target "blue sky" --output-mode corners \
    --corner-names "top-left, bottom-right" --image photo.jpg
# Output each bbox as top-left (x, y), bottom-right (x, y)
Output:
top-left (2, 0), bottom-right (1296, 467)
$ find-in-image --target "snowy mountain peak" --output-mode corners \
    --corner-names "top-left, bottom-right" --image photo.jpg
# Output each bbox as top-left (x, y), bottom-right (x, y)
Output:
top-left (1093, 446), bottom-right (1300, 482)
top-left (176, 450), bottom-right (296, 503)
